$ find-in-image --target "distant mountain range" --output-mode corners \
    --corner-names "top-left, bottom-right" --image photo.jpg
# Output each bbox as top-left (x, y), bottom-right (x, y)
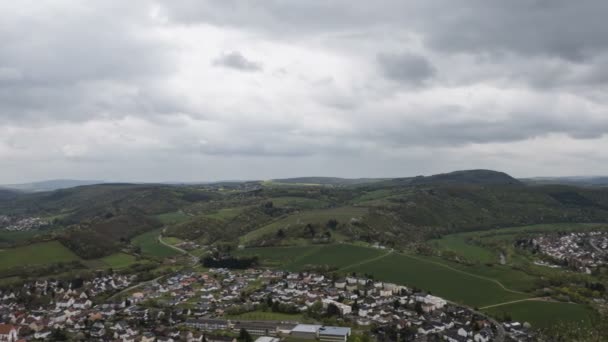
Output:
top-left (1, 179), bottom-right (104, 192)
top-left (3, 171), bottom-right (608, 194)
top-left (521, 176), bottom-right (608, 187)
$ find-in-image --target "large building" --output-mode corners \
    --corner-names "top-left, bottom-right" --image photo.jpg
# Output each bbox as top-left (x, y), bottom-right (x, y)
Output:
top-left (319, 326), bottom-right (351, 342)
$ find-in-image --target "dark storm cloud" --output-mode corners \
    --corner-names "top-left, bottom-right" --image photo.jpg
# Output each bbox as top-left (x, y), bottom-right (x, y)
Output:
top-left (212, 51), bottom-right (262, 72)
top-left (161, 1), bottom-right (608, 88)
top-left (376, 53), bottom-right (435, 86)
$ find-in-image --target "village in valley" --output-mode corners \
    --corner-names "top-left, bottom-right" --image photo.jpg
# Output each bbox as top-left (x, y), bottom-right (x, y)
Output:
top-left (518, 231), bottom-right (608, 273)
top-left (0, 216), bottom-right (49, 232)
top-left (0, 265), bottom-right (537, 342)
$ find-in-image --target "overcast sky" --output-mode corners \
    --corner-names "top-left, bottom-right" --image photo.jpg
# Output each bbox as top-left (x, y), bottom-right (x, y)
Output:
top-left (2, 1), bottom-right (608, 183)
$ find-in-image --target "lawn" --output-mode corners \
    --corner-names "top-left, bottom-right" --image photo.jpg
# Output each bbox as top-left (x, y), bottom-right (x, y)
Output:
top-left (0, 241), bottom-right (80, 270)
top-left (240, 207), bottom-right (368, 244)
top-left (483, 301), bottom-right (596, 329)
top-left (132, 229), bottom-right (180, 258)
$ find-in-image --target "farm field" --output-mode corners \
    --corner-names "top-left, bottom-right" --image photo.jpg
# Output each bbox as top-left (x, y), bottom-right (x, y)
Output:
top-left (0, 241), bottom-right (80, 271)
top-left (240, 206), bottom-right (368, 244)
top-left (351, 253), bottom-right (528, 308)
top-left (234, 245), bottom-right (321, 267)
top-left (237, 243), bottom-right (529, 307)
top-left (285, 244), bottom-right (386, 271)
top-left (483, 300), bottom-right (596, 329)
top-left (431, 234), bottom-right (497, 263)
top-left (132, 229), bottom-right (180, 258)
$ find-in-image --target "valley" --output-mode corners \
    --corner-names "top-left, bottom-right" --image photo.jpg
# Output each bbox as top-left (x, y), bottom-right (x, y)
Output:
top-left (0, 170), bottom-right (607, 340)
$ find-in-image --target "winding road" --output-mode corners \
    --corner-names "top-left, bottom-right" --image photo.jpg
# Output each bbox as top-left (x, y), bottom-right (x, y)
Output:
top-left (158, 228), bottom-right (199, 265)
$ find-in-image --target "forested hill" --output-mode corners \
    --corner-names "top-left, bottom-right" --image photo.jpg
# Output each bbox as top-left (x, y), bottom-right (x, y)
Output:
top-left (6, 169), bottom-right (608, 258)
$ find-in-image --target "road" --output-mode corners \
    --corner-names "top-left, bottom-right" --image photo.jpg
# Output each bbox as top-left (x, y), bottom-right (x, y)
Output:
top-left (158, 227), bottom-right (199, 266)
top-left (589, 238), bottom-right (606, 255)
top-left (452, 300), bottom-right (505, 342)
top-left (108, 274), bottom-right (165, 300)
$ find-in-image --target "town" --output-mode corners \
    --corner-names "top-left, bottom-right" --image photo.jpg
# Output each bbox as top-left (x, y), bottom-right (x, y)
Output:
top-left (522, 231), bottom-right (608, 273)
top-left (0, 266), bottom-right (536, 342)
top-left (0, 216), bottom-right (49, 232)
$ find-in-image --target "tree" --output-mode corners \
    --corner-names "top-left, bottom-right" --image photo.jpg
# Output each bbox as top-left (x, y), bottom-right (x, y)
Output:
top-left (238, 328), bottom-right (253, 342)
top-left (414, 302), bottom-right (423, 315)
top-left (276, 229), bottom-right (286, 239)
top-left (327, 219), bottom-right (339, 229)
top-left (51, 328), bottom-right (68, 341)
top-left (327, 303), bottom-right (341, 317)
top-left (307, 301), bottom-right (324, 319)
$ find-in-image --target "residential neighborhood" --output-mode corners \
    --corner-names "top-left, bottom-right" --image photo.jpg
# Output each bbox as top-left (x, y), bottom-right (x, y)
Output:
top-left (524, 231), bottom-right (608, 273)
top-left (0, 216), bottom-right (49, 232)
top-left (0, 267), bottom-right (536, 341)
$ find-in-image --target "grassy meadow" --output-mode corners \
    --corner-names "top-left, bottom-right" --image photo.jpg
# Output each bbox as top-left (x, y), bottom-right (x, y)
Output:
top-left (132, 229), bottom-right (180, 258)
top-left (0, 241), bottom-right (80, 270)
top-left (239, 206), bottom-right (368, 244)
top-left (483, 300), bottom-right (596, 329)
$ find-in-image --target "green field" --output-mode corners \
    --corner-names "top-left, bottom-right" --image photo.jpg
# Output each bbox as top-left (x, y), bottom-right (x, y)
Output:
top-left (156, 211), bottom-right (191, 225)
top-left (99, 253), bottom-right (137, 268)
top-left (0, 230), bottom-right (43, 245)
top-left (285, 244), bottom-right (386, 271)
top-left (431, 234), bottom-right (497, 263)
top-left (235, 245), bottom-right (322, 266)
top-left (237, 243), bottom-right (528, 307)
top-left (483, 300), bottom-right (596, 329)
top-left (351, 253), bottom-right (528, 307)
top-left (240, 207), bottom-right (368, 244)
top-left (132, 229), bottom-right (180, 258)
top-left (235, 243), bottom-right (388, 271)
top-left (270, 197), bottom-right (329, 209)
top-left (0, 241), bottom-right (80, 270)
top-left (162, 236), bottom-right (183, 246)
top-left (204, 207), bottom-right (248, 221)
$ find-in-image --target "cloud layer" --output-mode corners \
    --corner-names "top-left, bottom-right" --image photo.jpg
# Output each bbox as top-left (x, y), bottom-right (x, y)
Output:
top-left (1, 0), bottom-right (608, 182)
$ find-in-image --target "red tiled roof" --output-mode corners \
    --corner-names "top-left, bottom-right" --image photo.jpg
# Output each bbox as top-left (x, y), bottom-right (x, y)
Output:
top-left (0, 323), bottom-right (16, 334)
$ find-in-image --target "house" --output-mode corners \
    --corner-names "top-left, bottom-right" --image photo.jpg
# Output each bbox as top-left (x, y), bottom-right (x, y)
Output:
top-left (318, 327), bottom-right (351, 342)
top-left (0, 324), bottom-right (19, 342)
top-left (34, 330), bottom-right (52, 340)
top-left (139, 332), bottom-right (156, 342)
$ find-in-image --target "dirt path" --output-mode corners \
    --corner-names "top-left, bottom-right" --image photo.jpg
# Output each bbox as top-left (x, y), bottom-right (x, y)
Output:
top-left (404, 254), bottom-right (528, 295)
top-left (479, 297), bottom-right (555, 310)
top-left (338, 249), bottom-right (394, 272)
